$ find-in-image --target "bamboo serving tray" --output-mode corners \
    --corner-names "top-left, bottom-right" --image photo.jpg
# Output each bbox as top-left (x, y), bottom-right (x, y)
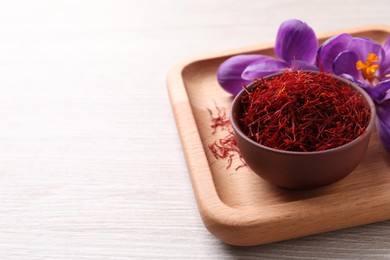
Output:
top-left (167, 26), bottom-right (390, 246)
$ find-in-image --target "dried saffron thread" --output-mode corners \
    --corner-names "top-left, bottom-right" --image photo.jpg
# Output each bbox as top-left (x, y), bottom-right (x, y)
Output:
top-left (207, 106), bottom-right (230, 134)
top-left (208, 106), bottom-right (247, 170)
top-left (239, 70), bottom-right (370, 152)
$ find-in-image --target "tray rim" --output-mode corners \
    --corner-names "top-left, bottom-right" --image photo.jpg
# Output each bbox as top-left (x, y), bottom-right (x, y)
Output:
top-left (167, 25), bottom-right (390, 246)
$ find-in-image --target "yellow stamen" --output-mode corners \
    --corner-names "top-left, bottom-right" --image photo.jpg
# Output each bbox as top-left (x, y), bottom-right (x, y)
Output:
top-left (356, 53), bottom-right (379, 81)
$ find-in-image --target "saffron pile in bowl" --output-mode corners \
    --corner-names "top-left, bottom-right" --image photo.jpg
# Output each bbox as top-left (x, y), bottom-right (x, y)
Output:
top-left (239, 70), bottom-right (371, 152)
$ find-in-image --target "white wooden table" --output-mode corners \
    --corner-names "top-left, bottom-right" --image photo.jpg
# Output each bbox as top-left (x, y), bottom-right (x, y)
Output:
top-left (0, 0), bottom-right (389, 259)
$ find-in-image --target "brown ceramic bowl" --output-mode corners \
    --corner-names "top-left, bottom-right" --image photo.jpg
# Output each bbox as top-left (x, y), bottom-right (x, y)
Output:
top-left (231, 72), bottom-right (376, 190)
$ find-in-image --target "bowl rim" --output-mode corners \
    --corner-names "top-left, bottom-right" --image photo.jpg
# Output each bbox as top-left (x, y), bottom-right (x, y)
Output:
top-left (230, 70), bottom-right (376, 155)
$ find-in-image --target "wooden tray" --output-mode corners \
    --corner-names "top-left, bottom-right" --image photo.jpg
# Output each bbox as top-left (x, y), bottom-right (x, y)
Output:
top-left (167, 25), bottom-right (390, 246)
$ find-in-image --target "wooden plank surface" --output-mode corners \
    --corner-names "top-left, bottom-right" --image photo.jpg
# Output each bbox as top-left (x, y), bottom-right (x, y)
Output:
top-left (167, 27), bottom-right (390, 246)
top-left (0, 0), bottom-right (390, 258)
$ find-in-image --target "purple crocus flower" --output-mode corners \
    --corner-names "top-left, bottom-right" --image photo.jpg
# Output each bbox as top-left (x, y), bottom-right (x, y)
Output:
top-left (318, 34), bottom-right (390, 151)
top-left (217, 19), bottom-right (319, 96)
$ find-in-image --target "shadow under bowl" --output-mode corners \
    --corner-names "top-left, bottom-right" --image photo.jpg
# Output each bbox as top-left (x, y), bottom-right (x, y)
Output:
top-left (230, 72), bottom-right (376, 190)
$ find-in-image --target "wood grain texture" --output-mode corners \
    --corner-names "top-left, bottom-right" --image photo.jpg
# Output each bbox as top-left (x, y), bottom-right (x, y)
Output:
top-left (168, 27), bottom-right (390, 246)
top-left (0, 0), bottom-right (389, 259)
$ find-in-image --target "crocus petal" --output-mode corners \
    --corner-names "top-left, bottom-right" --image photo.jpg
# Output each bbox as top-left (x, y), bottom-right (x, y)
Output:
top-left (347, 37), bottom-right (385, 63)
top-left (382, 89), bottom-right (390, 102)
top-left (367, 79), bottom-right (390, 101)
top-left (290, 60), bottom-right (319, 71)
top-left (339, 73), bottom-right (371, 91)
top-left (383, 35), bottom-right (390, 53)
top-left (241, 58), bottom-right (289, 80)
top-left (333, 51), bottom-right (361, 79)
top-left (317, 33), bottom-right (352, 72)
top-left (217, 55), bottom-right (267, 96)
top-left (375, 97), bottom-right (390, 152)
top-left (380, 36), bottom-right (390, 78)
top-left (338, 72), bottom-right (388, 101)
top-left (275, 19), bottom-right (318, 64)
top-left (376, 118), bottom-right (390, 152)
top-left (339, 73), bottom-right (361, 85)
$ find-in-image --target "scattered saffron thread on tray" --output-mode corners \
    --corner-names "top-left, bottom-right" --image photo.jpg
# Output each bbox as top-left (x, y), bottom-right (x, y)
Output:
top-left (208, 106), bottom-right (247, 171)
top-left (207, 106), bottom-right (230, 134)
